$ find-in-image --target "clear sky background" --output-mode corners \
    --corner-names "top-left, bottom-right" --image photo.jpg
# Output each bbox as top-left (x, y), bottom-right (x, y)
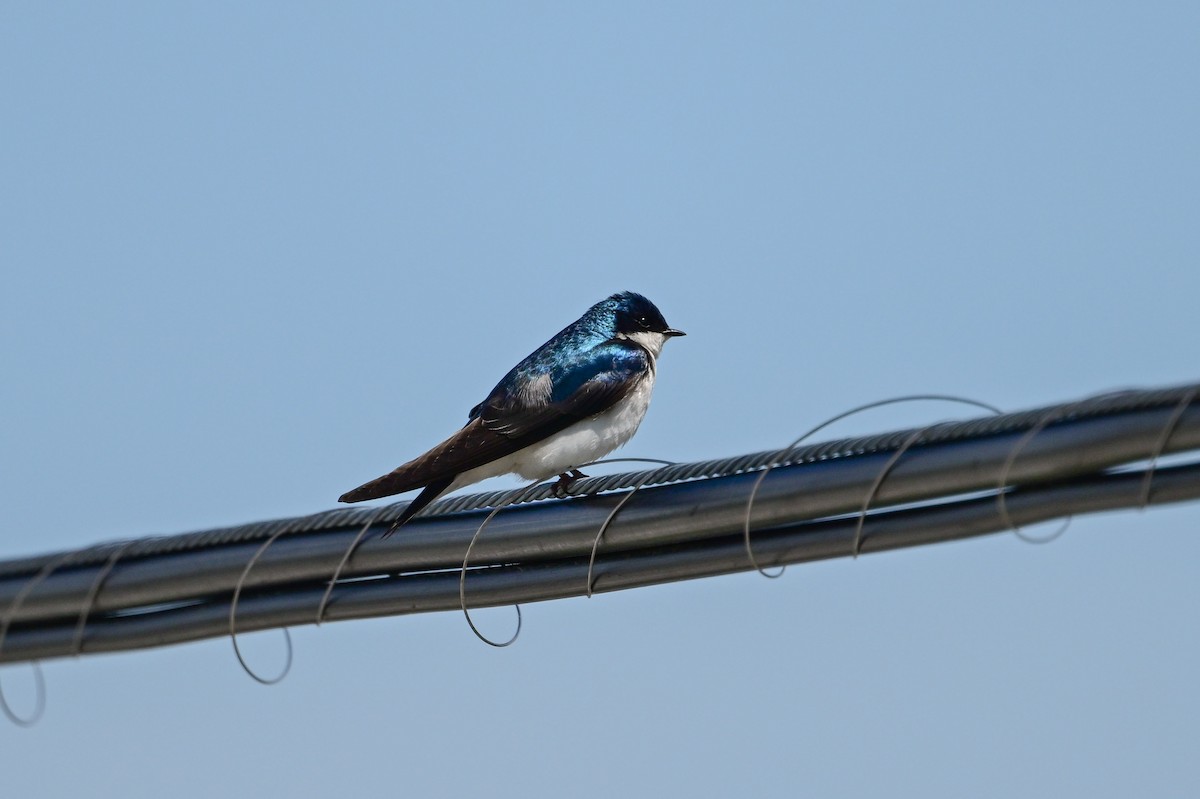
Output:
top-left (3, 3), bottom-right (1199, 796)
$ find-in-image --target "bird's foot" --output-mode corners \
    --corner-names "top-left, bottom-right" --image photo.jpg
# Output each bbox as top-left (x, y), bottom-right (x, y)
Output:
top-left (551, 469), bottom-right (588, 498)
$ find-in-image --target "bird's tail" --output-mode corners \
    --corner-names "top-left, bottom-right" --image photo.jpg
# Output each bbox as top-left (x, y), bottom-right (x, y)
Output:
top-left (339, 473), bottom-right (455, 537)
top-left (379, 477), bottom-right (454, 537)
top-left (338, 469), bottom-right (414, 503)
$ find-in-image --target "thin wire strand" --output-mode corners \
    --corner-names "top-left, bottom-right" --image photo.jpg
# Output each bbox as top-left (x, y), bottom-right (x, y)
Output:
top-left (1139, 388), bottom-right (1197, 508)
top-left (70, 539), bottom-right (138, 657)
top-left (459, 482), bottom-right (540, 648)
top-left (577, 458), bottom-right (678, 598)
top-left (228, 524), bottom-right (297, 686)
top-left (743, 395), bottom-right (1004, 578)
top-left (850, 402), bottom-right (1005, 557)
top-left (850, 424), bottom-right (943, 558)
top-left (996, 391), bottom-right (1140, 543)
top-left (0, 663), bottom-right (44, 729)
top-left (0, 550), bottom-right (75, 725)
top-left (317, 504), bottom-right (393, 625)
top-left (995, 406), bottom-right (1076, 544)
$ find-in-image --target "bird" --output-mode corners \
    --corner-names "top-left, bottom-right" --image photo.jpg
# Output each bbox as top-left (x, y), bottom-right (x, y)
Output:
top-left (339, 291), bottom-right (685, 536)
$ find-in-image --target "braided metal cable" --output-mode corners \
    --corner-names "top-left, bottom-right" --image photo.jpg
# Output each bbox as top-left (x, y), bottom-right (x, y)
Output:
top-left (1, 382), bottom-right (1194, 580)
top-left (3, 459), bottom-right (1199, 666)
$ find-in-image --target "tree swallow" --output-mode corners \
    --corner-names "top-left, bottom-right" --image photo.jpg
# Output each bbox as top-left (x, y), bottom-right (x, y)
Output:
top-left (339, 291), bottom-right (685, 535)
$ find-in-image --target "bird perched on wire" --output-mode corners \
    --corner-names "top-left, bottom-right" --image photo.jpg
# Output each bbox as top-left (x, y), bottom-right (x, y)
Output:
top-left (339, 291), bottom-right (685, 536)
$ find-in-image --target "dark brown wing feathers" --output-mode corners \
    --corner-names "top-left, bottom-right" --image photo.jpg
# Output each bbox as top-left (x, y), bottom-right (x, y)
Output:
top-left (337, 417), bottom-right (515, 503)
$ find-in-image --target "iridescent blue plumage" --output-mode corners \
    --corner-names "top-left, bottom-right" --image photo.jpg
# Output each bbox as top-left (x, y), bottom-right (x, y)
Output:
top-left (473, 291), bottom-right (669, 420)
top-left (340, 291), bottom-right (684, 535)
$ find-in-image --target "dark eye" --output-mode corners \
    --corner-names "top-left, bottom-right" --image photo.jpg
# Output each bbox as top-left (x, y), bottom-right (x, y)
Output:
top-left (636, 315), bottom-right (651, 329)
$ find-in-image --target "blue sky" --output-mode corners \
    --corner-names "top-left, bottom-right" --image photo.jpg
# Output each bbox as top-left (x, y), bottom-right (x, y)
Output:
top-left (2, 3), bottom-right (1199, 796)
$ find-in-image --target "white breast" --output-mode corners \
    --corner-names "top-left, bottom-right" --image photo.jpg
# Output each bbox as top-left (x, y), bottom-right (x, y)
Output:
top-left (450, 370), bottom-right (657, 489)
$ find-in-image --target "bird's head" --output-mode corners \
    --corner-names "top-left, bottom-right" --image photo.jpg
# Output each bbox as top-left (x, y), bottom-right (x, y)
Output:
top-left (606, 291), bottom-right (685, 358)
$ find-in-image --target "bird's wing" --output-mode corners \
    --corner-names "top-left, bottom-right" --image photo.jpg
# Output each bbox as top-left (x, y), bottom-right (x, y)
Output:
top-left (478, 339), bottom-right (650, 437)
top-left (338, 341), bottom-right (649, 503)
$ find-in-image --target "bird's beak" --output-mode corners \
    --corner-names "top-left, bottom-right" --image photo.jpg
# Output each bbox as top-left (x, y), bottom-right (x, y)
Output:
top-left (664, 328), bottom-right (686, 337)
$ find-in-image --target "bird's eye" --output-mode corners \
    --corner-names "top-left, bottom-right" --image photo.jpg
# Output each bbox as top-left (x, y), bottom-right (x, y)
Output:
top-left (636, 315), bottom-right (651, 329)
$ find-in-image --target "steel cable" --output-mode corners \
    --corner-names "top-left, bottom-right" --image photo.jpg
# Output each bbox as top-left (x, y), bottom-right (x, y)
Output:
top-left (0, 381), bottom-right (1197, 666)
